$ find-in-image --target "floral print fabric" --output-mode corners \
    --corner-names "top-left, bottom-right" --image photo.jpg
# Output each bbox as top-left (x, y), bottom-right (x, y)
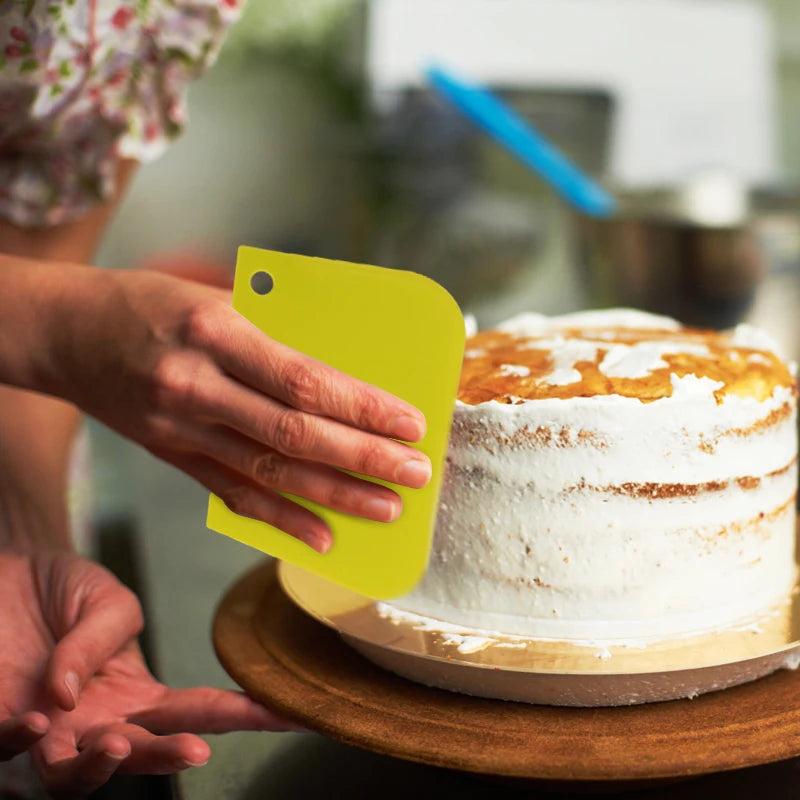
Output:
top-left (0, 0), bottom-right (242, 227)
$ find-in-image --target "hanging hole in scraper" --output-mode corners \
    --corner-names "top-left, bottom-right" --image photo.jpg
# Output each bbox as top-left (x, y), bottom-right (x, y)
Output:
top-left (250, 271), bottom-right (274, 295)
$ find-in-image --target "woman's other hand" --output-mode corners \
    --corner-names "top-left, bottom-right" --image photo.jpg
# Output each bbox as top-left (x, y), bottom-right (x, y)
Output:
top-left (0, 550), bottom-right (302, 798)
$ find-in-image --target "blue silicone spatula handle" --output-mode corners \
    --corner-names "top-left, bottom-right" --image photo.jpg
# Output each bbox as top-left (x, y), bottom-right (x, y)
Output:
top-left (426, 64), bottom-right (617, 218)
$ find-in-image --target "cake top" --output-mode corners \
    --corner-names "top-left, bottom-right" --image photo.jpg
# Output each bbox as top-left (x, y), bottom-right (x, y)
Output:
top-left (458, 310), bottom-right (794, 406)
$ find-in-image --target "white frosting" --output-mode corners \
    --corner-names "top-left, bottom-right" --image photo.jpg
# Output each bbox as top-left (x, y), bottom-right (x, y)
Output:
top-left (781, 650), bottom-right (800, 671)
top-left (530, 338), bottom-right (599, 386)
top-left (390, 309), bottom-right (798, 642)
top-left (599, 342), bottom-right (710, 379)
top-left (541, 367), bottom-right (582, 386)
top-left (747, 353), bottom-right (773, 367)
top-left (731, 323), bottom-right (783, 356)
top-left (497, 308), bottom-right (681, 336)
top-left (498, 364), bottom-right (530, 377)
top-left (440, 634), bottom-right (494, 653)
top-left (463, 313), bottom-right (478, 337)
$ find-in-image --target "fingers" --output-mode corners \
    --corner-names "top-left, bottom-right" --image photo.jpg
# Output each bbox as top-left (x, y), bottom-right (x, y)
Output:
top-left (174, 424), bottom-right (403, 523)
top-left (0, 712), bottom-right (49, 761)
top-left (161, 451), bottom-right (334, 552)
top-left (36, 725), bottom-right (207, 793)
top-left (34, 731), bottom-right (130, 799)
top-left (129, 687), bottom-right (307, 734)
top-left (101, 729), bottom-right (210, 775)
top-left (47, 581), bottom-right (144, 712)
top-left (195, 380), bottom-right (432, 489)
top-left (190, 309), bottom-right (426, 441)
top-left (32, 693), bottom-right (297, 794)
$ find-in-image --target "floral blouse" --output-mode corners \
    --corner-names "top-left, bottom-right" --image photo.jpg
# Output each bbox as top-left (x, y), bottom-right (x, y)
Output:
top-left (0, 0), bottom-right (242, 227)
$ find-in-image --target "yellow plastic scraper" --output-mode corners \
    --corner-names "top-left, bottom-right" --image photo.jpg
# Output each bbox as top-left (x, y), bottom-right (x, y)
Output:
top-left (206, 246), bottom-right (465, 599)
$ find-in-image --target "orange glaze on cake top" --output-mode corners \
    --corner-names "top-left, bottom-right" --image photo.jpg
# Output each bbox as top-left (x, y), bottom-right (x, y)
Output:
top-left (457, 326), bottom-right (795, 406)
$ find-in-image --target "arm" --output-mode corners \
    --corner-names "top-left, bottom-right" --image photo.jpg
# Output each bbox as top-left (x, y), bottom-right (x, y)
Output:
top-left (0, 160), bottom-right (139, 553)
top-left (0, 165), bottom-right (307, 793)
top-left (0, 256), bottom-right (432, 554)
top-left (0, 387), bottom-right (78, 551)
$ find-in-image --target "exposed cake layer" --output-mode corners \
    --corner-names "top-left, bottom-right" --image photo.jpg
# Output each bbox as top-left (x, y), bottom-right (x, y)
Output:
top-left (392, 310), bottom-right (798, 642)
top-left (400, 466), bottom-right (796, 640)
top-left (448, 383), bottom-right (797, 489)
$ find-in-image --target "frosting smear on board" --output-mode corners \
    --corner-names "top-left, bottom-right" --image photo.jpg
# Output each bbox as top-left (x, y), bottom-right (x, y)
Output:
top-left (391, 309), bottom-right (798, 643)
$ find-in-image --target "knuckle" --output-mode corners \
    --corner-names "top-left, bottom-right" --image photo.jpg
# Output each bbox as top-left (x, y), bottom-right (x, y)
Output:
top-left (118, 586), bottom-right (145, 634)
top-left (282, 362), bottom-right (319, 409)
top-left (75, 583), bottom-right (144, 646)
top-left (140, 413), bottom-right (181, 447)
top-left (353, 390), bottom-right (383, 430)
top-left (327, 481), bottom-right (359, 511)
top-left (148, 352), bottom-right (178, 405)
top-left (149, 352), bottom-right (184, 404)
top-left (271, 411), bottom-right (314, 455)
top-left (150, 352), bottom-right (204, 411)
top-left (356, 439), bottom-right (387, 477)
top-left (182, 302), bottom-right (226, 348)
top-left (218, 484), bottom-right (254, 518)
top-left (252, 451), bottom-right (289, 487)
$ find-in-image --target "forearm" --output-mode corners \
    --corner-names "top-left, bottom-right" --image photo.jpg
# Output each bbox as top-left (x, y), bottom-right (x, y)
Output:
top-left (0, 255), bottom-right (106, 394)
top-left (0, 260), bottom-right (98, 551)
top-left (0, 159), bottom-right (138, 393)
top-left (0, 259), bottom-right (113, 551)
top-left (0, 388), bottom-right (78, 551)
top-left (0, 159), bottom-right (138, 551)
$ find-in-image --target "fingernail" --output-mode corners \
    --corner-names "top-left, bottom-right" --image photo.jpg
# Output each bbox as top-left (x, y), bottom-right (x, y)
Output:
top-left (64, 671), bottom-right (80, 710)
top-left (25, 723), bottom-right (47, 736)
top-left (397, 458), bottom-right (432, 488)
top-left (363, 496), bottom-right (400, 522)
top-left (180, 758), bottom-right (209, 769)
top-left (308, 529), bottom-right (332, 554)
top-left (103, 750), bottom-right (129, 761)
top-left (392, 414), bottom-right (425, 442)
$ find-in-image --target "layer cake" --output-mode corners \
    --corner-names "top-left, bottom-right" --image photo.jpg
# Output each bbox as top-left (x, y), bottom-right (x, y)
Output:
top-left (392, 309), bottom-right (798, 642)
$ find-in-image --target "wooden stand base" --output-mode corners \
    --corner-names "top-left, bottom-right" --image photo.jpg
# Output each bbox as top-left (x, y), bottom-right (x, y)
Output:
top-left (213, 560), bottom-right (800, 787)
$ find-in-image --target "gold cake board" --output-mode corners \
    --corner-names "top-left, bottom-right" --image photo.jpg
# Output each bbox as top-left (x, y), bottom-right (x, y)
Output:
top-left (276, 560), bottom-right (800, 707)
top-left (213, 559), bottom-right (800, 786)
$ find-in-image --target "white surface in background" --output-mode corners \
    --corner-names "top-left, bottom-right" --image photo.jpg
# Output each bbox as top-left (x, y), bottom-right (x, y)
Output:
top-left (366, 0), bottom-right (775, 187)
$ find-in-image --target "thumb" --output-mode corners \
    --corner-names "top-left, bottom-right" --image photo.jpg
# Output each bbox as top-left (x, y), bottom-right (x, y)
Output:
top-left (47, 579), bottom-right (144, 711)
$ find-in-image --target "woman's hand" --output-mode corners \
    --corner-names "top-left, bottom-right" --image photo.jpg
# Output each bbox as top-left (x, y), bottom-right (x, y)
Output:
top-left (0, 550), bottom-right (301, 798)
top-left (45, 267), bottom-right (431, 553)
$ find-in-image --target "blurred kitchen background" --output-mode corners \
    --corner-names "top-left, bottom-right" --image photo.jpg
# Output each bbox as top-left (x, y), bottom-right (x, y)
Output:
top-left (99, 0), bottom-right (800, 346)
top-left (83, 3), bottom-right (800, 796)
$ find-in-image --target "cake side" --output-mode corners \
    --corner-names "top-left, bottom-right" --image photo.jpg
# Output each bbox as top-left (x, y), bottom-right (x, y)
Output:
top-left (392, 310), bottom-right (798, 641)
